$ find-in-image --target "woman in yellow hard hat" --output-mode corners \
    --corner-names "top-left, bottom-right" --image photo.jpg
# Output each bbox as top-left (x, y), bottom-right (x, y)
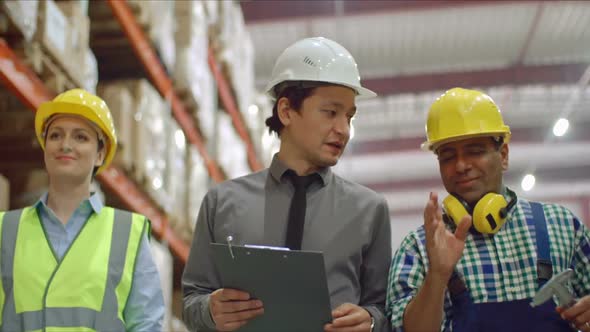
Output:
top-left (0, 89), bottom-right (164, 331)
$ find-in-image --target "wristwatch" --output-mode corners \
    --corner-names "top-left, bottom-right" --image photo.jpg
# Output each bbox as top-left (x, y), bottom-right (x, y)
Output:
top-left (370, 316), bottom-right (375, 332)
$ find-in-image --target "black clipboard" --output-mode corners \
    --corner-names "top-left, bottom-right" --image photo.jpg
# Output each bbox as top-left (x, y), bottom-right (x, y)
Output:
top-left (210, 243), bottom-right (332, 332)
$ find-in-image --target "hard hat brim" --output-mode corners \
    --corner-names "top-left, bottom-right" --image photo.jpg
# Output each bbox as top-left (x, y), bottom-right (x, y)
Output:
top-left (265, 80), bottom-right (377, 100)
top-left (422, 131), bottom-right (512, 152)
top-left (353, 85), bottom-right (378, 99)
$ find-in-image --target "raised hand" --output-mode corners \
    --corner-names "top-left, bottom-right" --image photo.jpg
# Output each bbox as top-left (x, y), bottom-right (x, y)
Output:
top-left (558, 295), bottom-right (590, 331)
top-left (424, 192), bottom-right (472, 282)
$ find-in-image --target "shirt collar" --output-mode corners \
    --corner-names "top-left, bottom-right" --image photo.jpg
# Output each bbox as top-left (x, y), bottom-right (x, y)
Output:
top-left (502, 185), bottom-right (518, 211)
top-left (35, 191), bottom-right (103, 214)
top-left (88, 192), bottom-right (104, 213)
top-left (268, 153), bottom-right (331, 186)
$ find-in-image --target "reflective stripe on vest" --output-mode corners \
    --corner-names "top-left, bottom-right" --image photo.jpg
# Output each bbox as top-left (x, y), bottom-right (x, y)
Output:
top-left (0, 207), bottom-right (146, 332)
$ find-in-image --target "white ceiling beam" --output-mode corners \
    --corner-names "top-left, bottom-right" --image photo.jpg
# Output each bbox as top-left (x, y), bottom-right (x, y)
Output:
top-left (334, 141), bottom-right (590, 185)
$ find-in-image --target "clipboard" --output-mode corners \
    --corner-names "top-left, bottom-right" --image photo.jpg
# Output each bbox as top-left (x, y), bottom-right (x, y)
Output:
top-left (210, 243), bottom-right (332, 332)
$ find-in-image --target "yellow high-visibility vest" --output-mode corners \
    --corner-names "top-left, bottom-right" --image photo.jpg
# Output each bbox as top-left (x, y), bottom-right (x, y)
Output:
top-left (0, 206), bottom-right (148, 332)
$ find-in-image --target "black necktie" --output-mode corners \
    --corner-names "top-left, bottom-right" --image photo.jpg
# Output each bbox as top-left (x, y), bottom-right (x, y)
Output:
top-left (285, 171), bottom-right (316, 250)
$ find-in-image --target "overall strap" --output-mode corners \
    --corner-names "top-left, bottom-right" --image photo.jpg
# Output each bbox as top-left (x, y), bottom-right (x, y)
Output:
top-left (524, 201), bottom-right (552, 287)
top-left (448, 200), bottom-right (552, 296)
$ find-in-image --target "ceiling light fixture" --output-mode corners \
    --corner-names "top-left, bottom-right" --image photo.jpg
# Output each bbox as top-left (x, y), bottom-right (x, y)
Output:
top-left (552, 118), bottom-right (569, 137)
top-left (521, 174), bottom-right (536, 191)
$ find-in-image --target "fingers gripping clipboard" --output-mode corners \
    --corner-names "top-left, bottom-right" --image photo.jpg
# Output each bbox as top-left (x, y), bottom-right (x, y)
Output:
top-left (210, 243), bottom-right (333, 332)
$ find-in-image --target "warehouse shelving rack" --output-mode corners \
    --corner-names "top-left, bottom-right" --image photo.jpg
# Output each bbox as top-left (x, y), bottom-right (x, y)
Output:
top-left (0, 38), bottom-right (192, 262)
top-left (0, 0), bottom-right (263, 263)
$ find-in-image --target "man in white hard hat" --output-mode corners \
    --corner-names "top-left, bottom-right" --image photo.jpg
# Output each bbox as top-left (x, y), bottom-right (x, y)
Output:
top-left (182, 37), bottom-right (392, 332)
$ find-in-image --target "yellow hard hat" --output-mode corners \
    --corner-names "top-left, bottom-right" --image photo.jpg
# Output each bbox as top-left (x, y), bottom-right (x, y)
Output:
top-left (422, 87), bottom-right (511, 151)
top-left (35, 89), bottom-right (117, 174)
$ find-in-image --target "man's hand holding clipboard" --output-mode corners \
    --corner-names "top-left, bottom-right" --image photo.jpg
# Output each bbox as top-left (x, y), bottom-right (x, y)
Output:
top-left (210, 241), bottom-right (333, 332)
top-left (208, 288), bottom-right (264, 331)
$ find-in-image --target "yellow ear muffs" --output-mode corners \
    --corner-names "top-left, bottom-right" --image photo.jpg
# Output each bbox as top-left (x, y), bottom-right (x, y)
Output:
top-left (442, 195), bottom-right (471, 228)
top-left (472, 193), bottom-right (508, 234)
top-left (443, 192), bottom-right (511, 234)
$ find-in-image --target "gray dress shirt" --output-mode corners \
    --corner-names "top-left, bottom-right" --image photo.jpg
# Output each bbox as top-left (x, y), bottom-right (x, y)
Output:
top-left (182, 155), bottom-right (392, 331)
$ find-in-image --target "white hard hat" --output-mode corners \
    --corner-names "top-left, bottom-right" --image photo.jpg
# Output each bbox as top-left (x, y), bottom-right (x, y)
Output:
top-left (265, 37), bottom-right (377, 99)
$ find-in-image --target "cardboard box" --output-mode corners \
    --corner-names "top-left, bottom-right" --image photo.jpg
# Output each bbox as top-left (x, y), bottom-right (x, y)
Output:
top-left (35, 0), bottom-right (70, 69)
top-left (56, 1), bottom-right (89, 85)
top-left (1, 0), bottom-right (39, 41)
top-left (55, 0), bottom-right (84, 18)
top-left (128, 80), bottom-right (170, 212)
top-left (165, 121), bottom-right (187, 223)
top-left (186, 147), bottom-right (208, 233)
top-left (202, 0), bottom-right (220, 35)
top-left (83, 49), bottom-right (98, 94)
top-left (174, 1), bottom-right (207, 47)
top-left (0, 174), bottom-right (9, 211)
top-left (69, 15), bottom-right (90, 78)
top-left (98, 83), bottom-right (134, 170)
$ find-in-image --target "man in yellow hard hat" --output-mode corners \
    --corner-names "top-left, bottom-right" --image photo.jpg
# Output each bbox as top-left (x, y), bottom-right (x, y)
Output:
top-left (0, 89), bottom-right (165, 331)
top-left (386, 87), bottom-right (590, 331)
top-left (182, 37), bottom-right (392, 332)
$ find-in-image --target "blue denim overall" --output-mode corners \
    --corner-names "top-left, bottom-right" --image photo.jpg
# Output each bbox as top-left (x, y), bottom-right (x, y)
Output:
top-left (449, 202), bottom-right (572, 331)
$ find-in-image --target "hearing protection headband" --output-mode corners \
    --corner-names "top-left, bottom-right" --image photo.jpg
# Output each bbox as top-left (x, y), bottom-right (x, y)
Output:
top-left (443, 188), bottom-right (517, 234)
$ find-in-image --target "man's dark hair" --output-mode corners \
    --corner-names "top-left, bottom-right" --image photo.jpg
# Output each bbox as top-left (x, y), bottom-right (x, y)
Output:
top-left (492, 136), bottom-right (504, 150)
top-left (265, 84), bottom-right (318, 136)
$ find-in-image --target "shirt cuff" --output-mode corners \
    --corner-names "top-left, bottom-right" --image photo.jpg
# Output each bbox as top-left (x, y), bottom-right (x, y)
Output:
top-left (200, 294), bottom-right (217, 330)
top-left (389, 296), bottom-right (413, 331)
top-left (363, 305), bottom-right (387, 332)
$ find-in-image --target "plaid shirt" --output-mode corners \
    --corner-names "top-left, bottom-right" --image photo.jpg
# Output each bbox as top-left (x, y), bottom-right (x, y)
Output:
top-left (386, 195), bottom-right (590, 331)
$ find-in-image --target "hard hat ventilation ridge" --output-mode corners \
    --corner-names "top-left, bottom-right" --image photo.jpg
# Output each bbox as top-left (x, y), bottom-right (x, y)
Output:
top-left (303, 56), bottom-right (317, 67)
top-left (264, 37), bottom-right (376, 99)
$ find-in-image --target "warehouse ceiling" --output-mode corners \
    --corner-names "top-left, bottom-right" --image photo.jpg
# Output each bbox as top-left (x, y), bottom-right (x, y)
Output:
top-left (241, 0), bottom-right (590, 228)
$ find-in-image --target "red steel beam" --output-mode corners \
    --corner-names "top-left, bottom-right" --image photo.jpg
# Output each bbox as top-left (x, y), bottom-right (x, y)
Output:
top-left (241, 0), bottom-right (510, 24)
top-left (107, 0), bottom-right (225, 182)
top-left (98, 167), bottom-right (189, 262)
top-left (363, 63), bottom-right (589, 96)
top-left (0, 39), bottom-right (54, 109)
top-left (208, 49), bottom-right (264, 171)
